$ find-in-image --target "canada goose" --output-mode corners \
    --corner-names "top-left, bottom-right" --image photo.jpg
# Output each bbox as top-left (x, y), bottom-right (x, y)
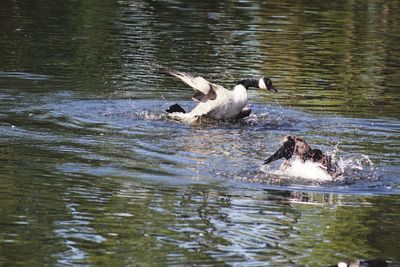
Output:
top-left (263, 135), bottom-right (338, 177)
top-left (166, 71), bottom-right (277, 123)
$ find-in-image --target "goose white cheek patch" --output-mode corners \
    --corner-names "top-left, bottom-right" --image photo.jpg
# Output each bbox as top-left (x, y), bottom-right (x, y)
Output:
top-left (258, 78), bottom-right (267, 89)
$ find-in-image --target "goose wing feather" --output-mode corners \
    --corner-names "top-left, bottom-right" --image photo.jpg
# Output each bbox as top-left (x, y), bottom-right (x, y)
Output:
top-left (169, 71), bottom-right (212, 94)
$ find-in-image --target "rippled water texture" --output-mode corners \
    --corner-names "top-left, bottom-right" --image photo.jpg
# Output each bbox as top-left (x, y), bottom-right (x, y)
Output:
top-left (1, 0), bottom-right (400, 266)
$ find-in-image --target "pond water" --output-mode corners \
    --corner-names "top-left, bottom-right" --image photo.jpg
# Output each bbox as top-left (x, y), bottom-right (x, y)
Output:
top-left (1, 0), bottom-right (400, 266)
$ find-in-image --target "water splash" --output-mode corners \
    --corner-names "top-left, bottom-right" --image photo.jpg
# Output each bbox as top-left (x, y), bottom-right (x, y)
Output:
top-left (335, 154), bottom-right (376, 185)
top-left (336, 154), bottom-right (374, 173)
top-left (260, 159), bottom-right (334, 183)
top-left (259, 152), bottom-right (375, 185)
top-left (271, 160), bottom-right (333, 182)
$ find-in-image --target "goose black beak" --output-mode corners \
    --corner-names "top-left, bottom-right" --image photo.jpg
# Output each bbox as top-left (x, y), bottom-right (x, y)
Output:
top-left (268, 83), bottom-right (278, 93)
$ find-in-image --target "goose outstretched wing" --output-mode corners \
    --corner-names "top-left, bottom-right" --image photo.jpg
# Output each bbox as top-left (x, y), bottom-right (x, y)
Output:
top-left (263, 139), bottom-right (295, 164)
top-left (169, 71), bottom-right (219, 102)
top-left (169, 71), bottom-right (211, 93)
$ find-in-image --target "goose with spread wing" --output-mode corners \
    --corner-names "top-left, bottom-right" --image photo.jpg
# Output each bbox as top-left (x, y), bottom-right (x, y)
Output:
top-left (166, 71), bottom-right (277, 123)
top-left (263, 135), bottom-right (339, 177)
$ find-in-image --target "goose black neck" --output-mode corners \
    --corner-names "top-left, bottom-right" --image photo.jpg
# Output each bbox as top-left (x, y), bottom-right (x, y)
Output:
top-left (237, 79), bottom-right (259, 89)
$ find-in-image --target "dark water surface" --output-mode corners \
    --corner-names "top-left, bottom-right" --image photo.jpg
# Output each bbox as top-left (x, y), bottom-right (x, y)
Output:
top-left (1, 0), bottom-right (400, 266)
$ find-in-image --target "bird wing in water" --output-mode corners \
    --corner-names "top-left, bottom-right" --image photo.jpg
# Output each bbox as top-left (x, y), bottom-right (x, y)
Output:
top-left (263, 137), bottom-right (296, 164)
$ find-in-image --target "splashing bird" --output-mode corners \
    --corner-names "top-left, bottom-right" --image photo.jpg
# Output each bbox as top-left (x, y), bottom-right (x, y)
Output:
top-left (165, 71), bottom-right (277, 123)
top-left (263, 135), bottom-right (339, 178)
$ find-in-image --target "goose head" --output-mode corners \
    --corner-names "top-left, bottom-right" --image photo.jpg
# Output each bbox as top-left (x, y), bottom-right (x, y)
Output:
top-left (258, 77), bottom-right (277, 92)
top-left (237, 77), bottom-right (278, 92)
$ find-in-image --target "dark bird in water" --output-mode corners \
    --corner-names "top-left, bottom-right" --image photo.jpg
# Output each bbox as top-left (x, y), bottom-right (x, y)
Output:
top-left (263, 135), bottom-right (338, 177)
top-left (329, 259), bottom-right (388, 267)
top-left (165, 71), bottom-right (277, 123)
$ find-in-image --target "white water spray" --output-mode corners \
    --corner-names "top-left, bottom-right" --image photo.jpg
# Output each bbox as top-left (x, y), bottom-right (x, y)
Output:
top-left (260, 150), bottom-right (374, 183)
